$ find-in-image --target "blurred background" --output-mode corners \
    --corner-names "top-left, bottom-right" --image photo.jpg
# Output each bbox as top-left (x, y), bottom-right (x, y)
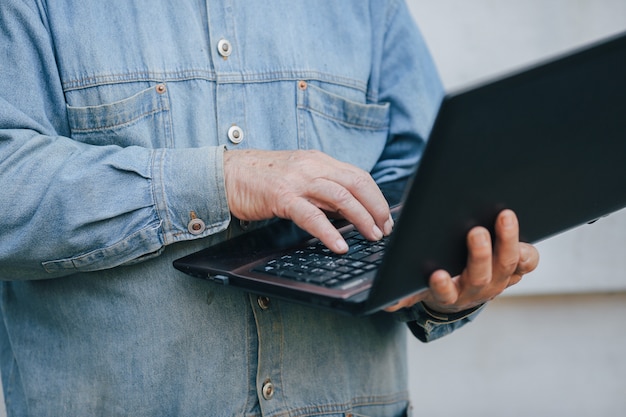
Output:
top-left (406, 1), bottom-right (626, 416)
top-left (1, 1), bottom-right (624, 416)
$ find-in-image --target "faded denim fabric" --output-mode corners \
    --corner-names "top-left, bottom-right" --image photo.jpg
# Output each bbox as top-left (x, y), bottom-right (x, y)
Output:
top-left (0, 0), bottom-right (478, 415)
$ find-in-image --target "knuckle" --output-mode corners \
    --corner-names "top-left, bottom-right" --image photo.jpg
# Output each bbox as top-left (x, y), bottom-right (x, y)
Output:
top-left (299, 209), bottom-right (327, 230)
top-left (433, 296), bottom-right (457, 309)
top-left (330, 186), bottom-right (354, 207)
top-left (470, 274), bottom-right (491, 287)
top-left (274, 191), bottom-right (299, 218)
top-left (470, 244), bottom-right (491, 262)
top-left (429, 288), bottom-right (457, 307)
top-left (499, 256), bottom-right (520, 273)
top-left (351, 172), bottom-right (370, 187)
top-left (497, 246), bottom-right (521, 273)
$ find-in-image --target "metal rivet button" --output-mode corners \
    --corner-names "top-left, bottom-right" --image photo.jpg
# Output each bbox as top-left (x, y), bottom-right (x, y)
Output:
top-left (156, 84), bottom-right (167, 94)
top-left (217, 39), bottom-right (232, 57)
top-left (228, 125), bottom-right (244, 144)
top-left (257, 296), bottom-right (271, 310)
top-left (298, 80), bottom-right (307, 90)
top-left (187, 218), bottom-right (206, 235)
top-left (261, 380), bottom-right (274, 400)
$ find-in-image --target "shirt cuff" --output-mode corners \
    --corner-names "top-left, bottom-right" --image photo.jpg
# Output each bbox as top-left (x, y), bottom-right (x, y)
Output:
top-left (394, 302), bottom-right (486, 343)
top-left (154, 145), bottom-right (231, 245)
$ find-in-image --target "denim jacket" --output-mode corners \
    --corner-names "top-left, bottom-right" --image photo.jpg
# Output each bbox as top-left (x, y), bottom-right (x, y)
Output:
top-left (0, 0), bottom-right (481, 415)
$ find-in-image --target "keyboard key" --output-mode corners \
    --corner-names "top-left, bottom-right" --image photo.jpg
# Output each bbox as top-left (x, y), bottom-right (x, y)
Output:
top-left (250, 228), bottom-right (388, 288)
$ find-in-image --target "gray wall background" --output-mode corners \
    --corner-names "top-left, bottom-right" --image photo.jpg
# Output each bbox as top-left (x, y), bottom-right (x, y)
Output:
top-left (1, 1), bottom-right (624, 416)
top-left (406, 1), bottom-right (626, 416)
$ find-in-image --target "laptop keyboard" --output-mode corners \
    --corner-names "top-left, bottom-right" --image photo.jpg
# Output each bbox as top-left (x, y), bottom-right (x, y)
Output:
top-left (252, 229), bottom-right (388, 290)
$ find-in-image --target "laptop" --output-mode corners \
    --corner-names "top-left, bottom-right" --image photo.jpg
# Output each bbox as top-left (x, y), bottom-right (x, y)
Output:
top-left (174, 31), bottom-right (626, 315)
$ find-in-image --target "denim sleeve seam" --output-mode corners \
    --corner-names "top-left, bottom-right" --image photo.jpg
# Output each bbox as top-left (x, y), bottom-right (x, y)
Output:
top-left (41, 220), bottom-right (163, 274)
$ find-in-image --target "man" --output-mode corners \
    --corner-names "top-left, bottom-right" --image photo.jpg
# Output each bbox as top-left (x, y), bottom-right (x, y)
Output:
top-left (0, 0), bottom-right (538, 415)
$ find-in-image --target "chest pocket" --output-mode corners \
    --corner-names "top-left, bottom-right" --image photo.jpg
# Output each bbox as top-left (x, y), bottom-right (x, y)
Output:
top-left (65, 84), bottom-right (172, 148)
top-left (297, 82), bottom-right (390, 173)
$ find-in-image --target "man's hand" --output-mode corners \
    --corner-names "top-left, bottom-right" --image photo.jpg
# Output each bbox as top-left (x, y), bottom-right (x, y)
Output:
top-left (224, 149), bottom-right (538, 312)
top-left (223, 149), bottom-right (393, 253)
top-left (385, 209), bottom-right (539, 313)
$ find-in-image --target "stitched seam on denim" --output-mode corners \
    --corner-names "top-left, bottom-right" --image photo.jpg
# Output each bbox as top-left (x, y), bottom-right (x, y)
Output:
top-left (265, 392), bottom-right (409, 417)
top-left (277, 302), bottom-right (286, 409)
top-left (243, 295), bottom-right (259, 417)
top-left (160, 85), bottom-right (174, 148)
top-left (62, 70), bottom-right (368, 93)
top-left (218, 71), bottom-right (367, 91)
top-left (298, 105), bottom-right (389, 131)
top-left (41, 220), bottom-right (162, 272)
top-left (68, 107), bottom-right (164, 133)
top-left (150, 149), bottom-right (169, 245)
top-left (364, 0), bottom-right (404, 106)
top-left (385, 0), bottom-right (403, 28)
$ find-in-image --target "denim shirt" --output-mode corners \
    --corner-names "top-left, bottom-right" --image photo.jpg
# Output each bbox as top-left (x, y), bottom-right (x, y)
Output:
top-left (0, 0), bottom-right (482, 415)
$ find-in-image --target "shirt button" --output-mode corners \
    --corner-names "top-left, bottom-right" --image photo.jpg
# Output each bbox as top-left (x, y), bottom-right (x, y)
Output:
top-left (187, 218), bottom-right (206, 235)
top-left (217, 39), bottom-right (232, 57)
top-left (228, 125), bottom-right (244, 144)
top-left (261, 379), bottom-right (275, 400)
top-left (257, 296), bottom-right (271, 310)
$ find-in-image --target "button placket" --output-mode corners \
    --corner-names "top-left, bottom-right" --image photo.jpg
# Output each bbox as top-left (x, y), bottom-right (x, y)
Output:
top-left (213, 36), bottom-right (246, 147)
top-left (209, 6), bottom-right (247, 150)
top-left (249, 294), bottom-right (284, 411)
top-left (261, 379), bottom-right (275, 400)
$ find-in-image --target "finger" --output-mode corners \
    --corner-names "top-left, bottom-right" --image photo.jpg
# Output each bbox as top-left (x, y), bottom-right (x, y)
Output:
top-left (506, 243), bottom-right (540, 289)
top-left (462, 226), bottom-right (493, 290)
top-left (306, 178), bottom-right (386, 242)
top-left (515, 243), bottom-right (540, 276)
top-left (493, 209), bottom-right (521, 280)
top-left (426, 269), bottom-right (459, 307)
top-left (383, 293), bottom-right (424, 312)
top-left (283, 197), bottom-right (349, 253)
top-left (287, 150), bottom-right (392, 238)
top-left (325, 163), bottom-right (392, 236)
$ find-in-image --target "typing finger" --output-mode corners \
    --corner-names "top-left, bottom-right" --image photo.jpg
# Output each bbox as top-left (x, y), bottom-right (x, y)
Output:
top-left (306, 177), bottom-right (387, 242)
top-left (284, 196), bottom-right (349, 254)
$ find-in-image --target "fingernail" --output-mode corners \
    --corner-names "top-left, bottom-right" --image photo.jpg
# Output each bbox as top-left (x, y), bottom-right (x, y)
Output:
top-left (501, 210), bottom-right (514, 227)
top-left (372, 225), bottom-right (383, 240)
top-left (473, 230), bottom-right (489, 246)
top-left (335, 238), bottom-right (348, 253)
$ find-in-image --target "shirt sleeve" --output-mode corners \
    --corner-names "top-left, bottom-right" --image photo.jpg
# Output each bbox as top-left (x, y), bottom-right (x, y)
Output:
top-left (0, 1), bottom-right (230, 280)
top-left (368, 0), bottom-right (445, 184)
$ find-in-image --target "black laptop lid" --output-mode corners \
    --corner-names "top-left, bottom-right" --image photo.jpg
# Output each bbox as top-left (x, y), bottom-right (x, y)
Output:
top-left (365, 31), bottom-right (626, 311)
